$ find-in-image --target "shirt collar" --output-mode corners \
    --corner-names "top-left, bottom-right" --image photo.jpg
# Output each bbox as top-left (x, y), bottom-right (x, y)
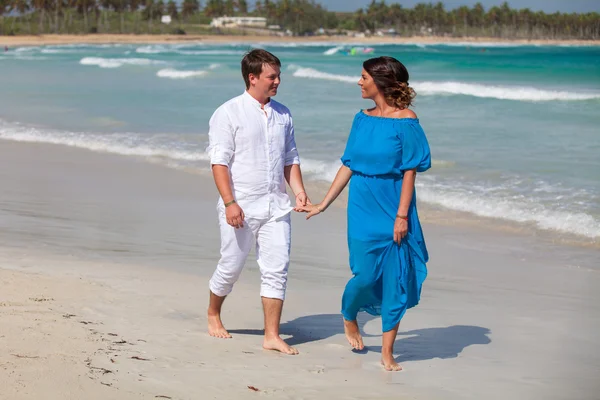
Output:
top-left (243, 90), bottom-right (272, 110)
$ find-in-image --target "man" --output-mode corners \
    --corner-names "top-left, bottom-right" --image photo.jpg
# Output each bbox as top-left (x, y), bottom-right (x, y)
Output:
top-left (206, 49), bottom-right (309, 355)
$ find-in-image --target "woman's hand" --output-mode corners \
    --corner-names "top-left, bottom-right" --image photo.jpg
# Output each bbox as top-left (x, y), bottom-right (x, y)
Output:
top-left (393, 217), bottom-right (408, 244)
top-left (297, 203), bottom-right (324, 220)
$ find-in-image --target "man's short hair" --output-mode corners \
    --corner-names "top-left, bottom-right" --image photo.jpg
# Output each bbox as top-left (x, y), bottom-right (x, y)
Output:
top-left (241, 49), bottom-right (281, 89)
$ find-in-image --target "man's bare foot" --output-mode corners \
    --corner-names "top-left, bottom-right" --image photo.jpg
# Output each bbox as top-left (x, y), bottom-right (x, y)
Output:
top-left (263, 336), bottom-right (299, 355)
top-left (343, 319), bottom-right (364, 350)
top-left (207, 313), bottom-right (232, 339)
top-left (381, 353), bottom-right (402, 371)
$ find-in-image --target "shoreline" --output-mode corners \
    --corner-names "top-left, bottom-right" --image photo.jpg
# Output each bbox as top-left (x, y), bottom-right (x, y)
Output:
top-left (0, 135), bottom-right (597, 249)
top-left (2, 33), bottom-right (599, 47)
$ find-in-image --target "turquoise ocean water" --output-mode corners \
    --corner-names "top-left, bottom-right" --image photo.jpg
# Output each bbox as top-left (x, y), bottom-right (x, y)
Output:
top-left (1, 41), bottom-right (599, 243)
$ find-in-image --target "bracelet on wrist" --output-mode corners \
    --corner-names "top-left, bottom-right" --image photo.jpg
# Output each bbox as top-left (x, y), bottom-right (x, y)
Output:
top-left (295, 191), bottom-right (306, 198)
top-left (396, 214), bottom-right (408, 221)
top-left (224, 199), bottom-right (236, 207)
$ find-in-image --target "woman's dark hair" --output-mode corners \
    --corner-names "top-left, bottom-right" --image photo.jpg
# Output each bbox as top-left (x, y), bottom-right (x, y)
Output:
top-left (241, 49), bottom-right (281, 89)
top-left (363, 56), bottom-right (416, 109)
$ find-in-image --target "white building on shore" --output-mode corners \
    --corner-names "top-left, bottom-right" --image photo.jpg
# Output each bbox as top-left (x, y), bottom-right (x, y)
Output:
top-left (210, 16), bottom-right (267, 29)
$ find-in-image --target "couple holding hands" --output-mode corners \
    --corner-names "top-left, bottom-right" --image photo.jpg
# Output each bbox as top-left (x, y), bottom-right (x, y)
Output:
top-left (206, 49), bottom-right (430, 372)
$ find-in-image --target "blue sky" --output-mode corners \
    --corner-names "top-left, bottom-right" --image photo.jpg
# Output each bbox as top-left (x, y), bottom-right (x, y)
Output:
top-left (247, 1), bottom-right (600, 13)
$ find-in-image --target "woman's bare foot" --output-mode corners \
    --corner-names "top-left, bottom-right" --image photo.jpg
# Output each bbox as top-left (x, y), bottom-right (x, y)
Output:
top-left (207, 313), bottom-right (232, 338)
top-left (381, 352), bottom-right (402, 371)
top-left (263, 336), bottom-right (299, 355)
top-left (343, 319), bottom-right (364, 350)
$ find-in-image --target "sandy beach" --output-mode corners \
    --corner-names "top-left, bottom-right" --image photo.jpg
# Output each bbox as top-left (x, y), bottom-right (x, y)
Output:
top-left (1, 33), bottom-right (599, 47)
top-left (1, 139), bottom-right (599, 399)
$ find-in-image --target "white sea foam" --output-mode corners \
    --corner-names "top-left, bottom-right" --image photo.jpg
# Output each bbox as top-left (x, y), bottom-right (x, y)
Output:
top-left (422, 41), bottom-right (540, 48)
top-left (256, 41), bottom-right (339, 48)
top-left (1, 117), bottom-right (598, 240)
top-left (80, 57), bottom-right (166, 69)
top-left (6, 54), bottom-right (48, 61)
top-left (296, 155), bottom-right (600, 239)
top-left (41, 48), bottom-right (82, 54)
top-left (290, 66), bottom-right (600, 102)
top-left (178, 50), bottom-right (244, 56)
top-left (0, 120), bottom-right (208, 162)
top-left (414, 81), bottom-right (600, 101)
top-left (51, 43), bottom-right (121, 49)
top-left (136, 45), bottom-right (169, 54)
top-left (417, 184), bottom-right (600, 239)
top-left (323, 46), bottom-right (344, 55)
top-left (157, 68), bottom-right (208, 79)
top-left (14, 47), bottom-right (38, 53)
top-left (300, 157), bottom-right (456, 181)
top-left (299, 158), bottom-right (342, 182)
top-left (156, 63), bottom-right (220, 79)
top-left (291, 66), bottom-right (357, 83)
top-left (3, 47), bottom-right (48, 60)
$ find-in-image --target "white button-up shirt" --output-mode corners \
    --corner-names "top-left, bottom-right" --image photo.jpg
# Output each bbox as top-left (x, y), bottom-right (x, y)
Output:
top-left (207, 91), bottom-right (301, 220)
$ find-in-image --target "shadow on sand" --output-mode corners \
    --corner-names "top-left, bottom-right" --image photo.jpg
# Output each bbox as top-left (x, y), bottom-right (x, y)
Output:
top-left (229, 313), bottom-right (491, 362)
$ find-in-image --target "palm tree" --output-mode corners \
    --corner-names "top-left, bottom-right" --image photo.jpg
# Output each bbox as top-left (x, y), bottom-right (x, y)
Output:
top-left (143, 0), bottom-right (154, 31)
top-left (387, 3), bottom-right (402, 33)
top-left (470, 2), bottom-right (485, 34)
top-left (204, 0), bottom-right (223, 17)
top-left (433, 2), bottom-right (446, 35)
top-left (253, 0), bottom-right (262, 16)
top-left (166, 0), bottom-right (177, 20)
top-left (97, 0), bottom-right (111, 32)
top-left (112, 0), bottom-right (128, 33)
top-left (181, 0), bottom-right (198, 21)
top-left (237, 0), bottom-right (247, 15)
top-left (0, 0), bottom-right (9, 35)
top-left (264, 0), bottom-right (275, 21)
top-left (455, 5), bottom-right (469, 36)
top-left (155, 0), bottom-right (164, 17)
top-left (223, 0), bottom-right (233, 16)
top-left (10, 0), bottom-right (30, 33)
top-left (32, 0), bottom-right (51, 33)
top-left (128, 0), bottom-right (142, 33)
top-left (74, 0), bottom-right (89, 32)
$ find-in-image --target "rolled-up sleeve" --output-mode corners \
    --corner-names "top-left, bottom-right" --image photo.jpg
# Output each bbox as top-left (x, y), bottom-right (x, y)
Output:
top-left (284, 116), bottom-right (300, 166)
top-left (207, 107), bottom-right (234, 166)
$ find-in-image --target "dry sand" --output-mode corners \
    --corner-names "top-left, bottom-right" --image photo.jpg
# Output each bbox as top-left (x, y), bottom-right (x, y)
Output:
top-left (1, 140), bottom-right (599, 399)
top-left (1, 33), bottom-right (599, 47)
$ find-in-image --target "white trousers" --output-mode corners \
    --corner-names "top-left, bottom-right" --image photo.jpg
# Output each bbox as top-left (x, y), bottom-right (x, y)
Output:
top-left (209, 209), bottom-right (291, 301)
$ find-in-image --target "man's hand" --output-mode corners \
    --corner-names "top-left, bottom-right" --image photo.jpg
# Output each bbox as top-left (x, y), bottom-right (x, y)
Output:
top-left (225, 203), bottom-right (245, 229)
top-left (294, 191), bottom-right (312, 211)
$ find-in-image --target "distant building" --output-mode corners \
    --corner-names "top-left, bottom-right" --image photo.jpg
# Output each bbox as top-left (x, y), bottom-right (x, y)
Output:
top-left (210, 17), bottom-right (267, 29)
top-left (376, 28), bottom-right (397, 37)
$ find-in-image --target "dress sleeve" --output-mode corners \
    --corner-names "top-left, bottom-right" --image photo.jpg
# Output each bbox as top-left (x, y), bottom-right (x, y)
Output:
top-left (207, 106), bottom-right (234, 166)
top-left (401, 121), bottom-right (431, 173)
top-left (340, 114), bottom-right (360, 168)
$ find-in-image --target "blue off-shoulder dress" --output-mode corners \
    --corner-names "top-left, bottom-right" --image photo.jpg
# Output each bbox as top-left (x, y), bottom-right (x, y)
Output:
top-left (340, 111), bottom-right (431, 332)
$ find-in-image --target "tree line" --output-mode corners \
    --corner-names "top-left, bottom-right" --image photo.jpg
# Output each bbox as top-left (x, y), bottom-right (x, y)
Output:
top-left (0, 0), bottom-right (598, 40)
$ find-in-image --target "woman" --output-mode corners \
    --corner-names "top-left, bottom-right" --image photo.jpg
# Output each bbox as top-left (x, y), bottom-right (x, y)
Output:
top-left (299, 56), bottom-right (431, 371)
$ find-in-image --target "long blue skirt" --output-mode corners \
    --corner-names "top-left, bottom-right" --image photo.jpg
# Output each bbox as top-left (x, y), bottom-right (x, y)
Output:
top-left (341, 173), bottom-right (428, 332)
